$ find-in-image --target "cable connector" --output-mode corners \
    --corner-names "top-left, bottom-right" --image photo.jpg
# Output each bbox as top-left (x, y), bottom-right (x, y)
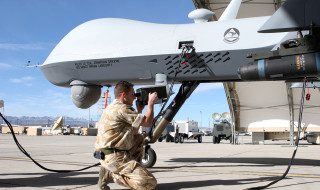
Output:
top-left (180, 45), bottom-right (196, 65)
top-left (306, 93), bottom-right (311, 101)
top-left (304, 77), bottom-right (311, 101)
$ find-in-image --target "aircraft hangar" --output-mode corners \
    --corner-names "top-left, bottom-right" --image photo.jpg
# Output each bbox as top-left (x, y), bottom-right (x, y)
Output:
top-left (192, 0), bottom-right (320, 144)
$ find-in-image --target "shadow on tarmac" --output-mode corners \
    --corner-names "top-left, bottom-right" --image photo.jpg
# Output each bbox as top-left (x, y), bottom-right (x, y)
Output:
top-left (151, 164), bottom-right (274, 174)
top-left (1, 171), bottom-right (319, 190)
top-left (266, 180), bottom-right (320, 189)
top-left (166, 157), bottom-right (320, 166)
top-left (0, 171), bottom-right (98, 188)
top-left (0, 171), bottom-right (277, 190)
top-left (157, 176), bottom-right (277, 190)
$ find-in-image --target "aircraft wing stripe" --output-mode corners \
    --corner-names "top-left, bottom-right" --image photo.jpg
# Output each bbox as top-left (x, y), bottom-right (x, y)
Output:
top-left (315, 53), bottom-right (320, 73)
top-left (258, 59), bottom-right (265, 79)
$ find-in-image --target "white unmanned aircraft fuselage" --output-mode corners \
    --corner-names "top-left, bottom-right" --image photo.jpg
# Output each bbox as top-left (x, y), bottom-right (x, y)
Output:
top-left (40, 0), bottom-right (320, 109)
top-left (41, 16), bottom-right (288, 87)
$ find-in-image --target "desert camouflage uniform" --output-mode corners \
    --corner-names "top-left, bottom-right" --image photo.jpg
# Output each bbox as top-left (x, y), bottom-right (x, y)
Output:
top-left (95, 99), bottom-right (157, 190)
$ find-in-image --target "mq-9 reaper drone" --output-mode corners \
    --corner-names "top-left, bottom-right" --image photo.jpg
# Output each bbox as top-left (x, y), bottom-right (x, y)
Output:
top-left (40, 0), bottom-right (320, 167)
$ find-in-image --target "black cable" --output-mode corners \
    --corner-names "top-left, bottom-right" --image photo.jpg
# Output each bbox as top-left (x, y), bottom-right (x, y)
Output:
top-left (245, 78), bottom-right (307, 190)
top-left (0, 112), bottom-right (100, 173)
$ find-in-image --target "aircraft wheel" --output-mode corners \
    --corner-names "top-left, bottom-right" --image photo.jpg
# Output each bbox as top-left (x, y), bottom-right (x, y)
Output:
top-left (213, 136), bottom-right (217, 144)
top-left (174, 135), bottom-right (179, 143)
top-left (179, 135), bottom-right (184, 143)
top-left (166, 135), bottom-right (171, 142)
top-left (158, 136), bottom-right (163, 142)
top-left (198, 135), bottom-right (202, 143)
top-left (141, 147), bottom-right (157, 168)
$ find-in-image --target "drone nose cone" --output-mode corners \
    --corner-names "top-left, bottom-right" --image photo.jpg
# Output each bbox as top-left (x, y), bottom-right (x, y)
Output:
top-left (40, 63), bottom-right (73, 87)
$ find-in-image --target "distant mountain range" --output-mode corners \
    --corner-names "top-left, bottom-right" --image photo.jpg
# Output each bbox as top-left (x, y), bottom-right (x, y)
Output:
top-left (1, 116), bottom-right (213, 129)
top-left (2, 116), bottom-right (93, 127)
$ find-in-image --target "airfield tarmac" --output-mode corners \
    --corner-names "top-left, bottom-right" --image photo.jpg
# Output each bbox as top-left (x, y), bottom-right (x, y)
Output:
top-left (0, 134), bottom-right (319, 190)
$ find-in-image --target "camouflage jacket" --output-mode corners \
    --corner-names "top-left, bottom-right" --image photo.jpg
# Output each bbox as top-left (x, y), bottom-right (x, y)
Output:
top-left (95, 99), bottom-right (144, 151)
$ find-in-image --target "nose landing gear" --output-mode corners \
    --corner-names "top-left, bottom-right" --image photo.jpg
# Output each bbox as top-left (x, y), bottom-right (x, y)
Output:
top-left (141, 145), bottom-right (157, 168)
top-left (142, 81), bottom-right (199, 168)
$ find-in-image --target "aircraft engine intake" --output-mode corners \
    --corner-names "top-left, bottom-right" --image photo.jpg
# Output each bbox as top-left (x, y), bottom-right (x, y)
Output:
top-left (70, 80), bottom-right (101, 109)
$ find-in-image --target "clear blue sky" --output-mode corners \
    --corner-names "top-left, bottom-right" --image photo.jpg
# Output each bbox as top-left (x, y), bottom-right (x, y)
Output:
top-left (0, 0), bottom-right (229, 127)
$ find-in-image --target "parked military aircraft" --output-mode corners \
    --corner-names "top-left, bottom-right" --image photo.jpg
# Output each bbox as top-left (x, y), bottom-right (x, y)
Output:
top-left (40, 0), bottom-right (320, 167)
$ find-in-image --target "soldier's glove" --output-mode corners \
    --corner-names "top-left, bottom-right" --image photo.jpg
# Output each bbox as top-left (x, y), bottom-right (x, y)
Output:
top-left (93, 151), bottom-right (105, 160)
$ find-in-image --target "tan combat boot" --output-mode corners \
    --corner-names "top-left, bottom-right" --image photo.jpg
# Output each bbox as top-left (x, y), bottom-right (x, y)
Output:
top-left (98, 167), bottom-right (113, 190)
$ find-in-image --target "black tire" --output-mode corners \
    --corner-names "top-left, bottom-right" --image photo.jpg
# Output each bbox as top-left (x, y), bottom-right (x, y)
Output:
top-left (198, 135), bottom-right (202, 143)
top-left (165, 135), bottom-right (171, 142)
top-left (217, 137), bottom-right (221, 144)
top-left (179, 135), bottom-right (184, 143)
top-left (174, 135), bottom-right (179, 143)
top-left (213, 136), bottom-right (217, 144)
top-left (141, 147), bottom-right (157, 168)
top-left (158, 136), bottom-right (163, 142)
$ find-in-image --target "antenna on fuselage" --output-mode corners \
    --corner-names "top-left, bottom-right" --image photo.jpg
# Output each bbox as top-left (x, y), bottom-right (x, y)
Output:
top-left (26, 60), bottom-right (40, 68)
top-left (219, 0), bottom-right (242, 21)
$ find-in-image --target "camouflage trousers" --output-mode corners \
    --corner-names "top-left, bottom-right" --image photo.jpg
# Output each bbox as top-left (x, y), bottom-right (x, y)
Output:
top-left (99, 134), bottom-right (157, 190)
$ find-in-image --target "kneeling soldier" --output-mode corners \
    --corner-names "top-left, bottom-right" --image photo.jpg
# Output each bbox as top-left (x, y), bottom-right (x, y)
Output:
top-left (95, 81), bottom-right (158, 190)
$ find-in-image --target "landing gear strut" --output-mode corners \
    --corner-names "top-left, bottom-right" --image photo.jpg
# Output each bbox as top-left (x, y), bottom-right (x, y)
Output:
top-left (142, 81), bottom-right (199, 168)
